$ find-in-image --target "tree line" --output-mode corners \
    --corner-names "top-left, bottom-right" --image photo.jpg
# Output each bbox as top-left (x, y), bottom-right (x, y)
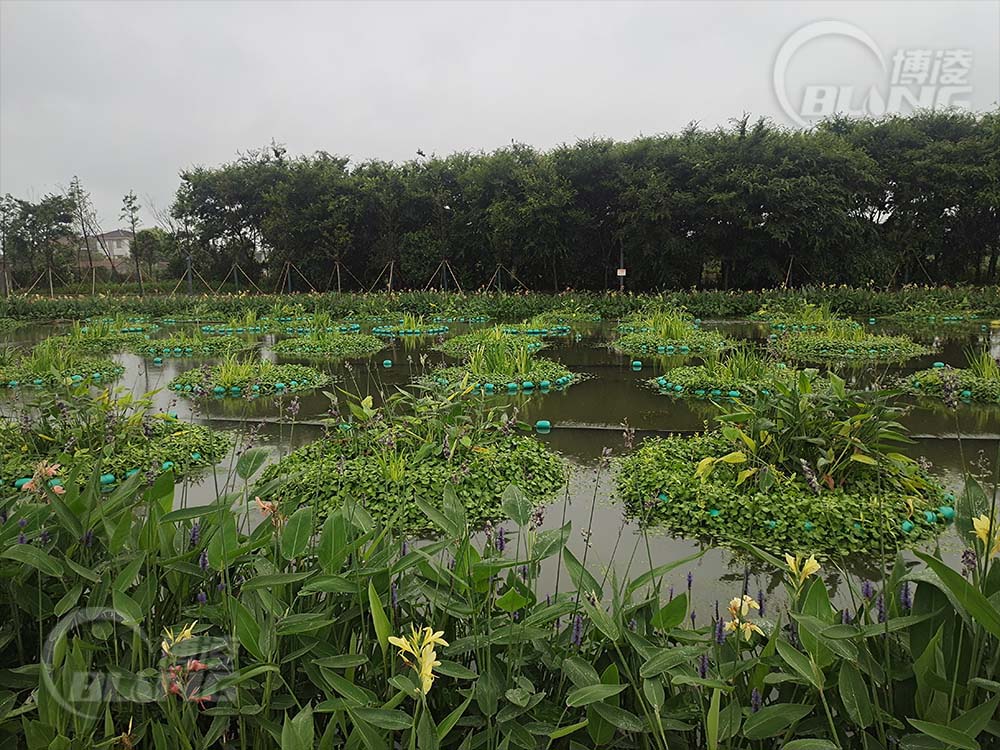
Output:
top-left (1, 110), bottom-right (996, 295)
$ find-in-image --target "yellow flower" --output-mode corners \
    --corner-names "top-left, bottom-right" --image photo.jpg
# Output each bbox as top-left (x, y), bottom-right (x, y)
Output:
top-left (972, 515), bottom-right (1000, 557)
top-left (738, 621), bottom-right (764, 641)
top-left (388, 626), bottom-right (449, 696)
top-left (785, 554), bottom-right (821, 587)
top-left (161, 621), bottom-right (198, 657)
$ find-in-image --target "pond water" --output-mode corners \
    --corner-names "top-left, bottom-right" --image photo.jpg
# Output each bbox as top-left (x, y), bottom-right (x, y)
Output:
top-left (3, 317), bottom-right (999, 615)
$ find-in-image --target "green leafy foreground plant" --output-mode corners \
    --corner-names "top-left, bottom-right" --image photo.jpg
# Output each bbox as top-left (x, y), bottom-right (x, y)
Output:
top-left (168, 355), bottom-right (332, 397)
top-left (260, 387), bottom-right (566, 531)
top-left (2, 450), bottom-right (998, 749)
top-left (619, 372), bottom-right (947, 555)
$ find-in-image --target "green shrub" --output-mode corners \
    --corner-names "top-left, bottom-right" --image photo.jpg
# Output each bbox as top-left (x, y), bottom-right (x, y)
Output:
top-left (272, 332), bottom-right (384, 358)
top-left (260, 388), bottom-right (566, 531)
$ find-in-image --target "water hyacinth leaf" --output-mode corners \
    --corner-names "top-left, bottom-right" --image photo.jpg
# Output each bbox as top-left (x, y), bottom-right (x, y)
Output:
top-left (501, 483), bottom-right (533, 528)
top-left (236, 447), bottom-right (269, 480)
top-left (2, 545), bottom-right (63, 578)
top-left (565, 684), bottom-right (626, 707)
top-left (781, 741), bottom-right (839, 750)
top-left (741, 704), bottom-right (814, 739)
top-left (838, 662), bottom-right (874, 728)
top-left (651, 592), bottom-right (688, 630)
top-left (281, 507), bottom-right (314, 560)
top-left (915, 552), bottom-right (1000, 639)
top-left (907, 718), bottom-right (980, 750)
top-left (367, 581), bottom-right (391, 654)
top-left (562, 547), bottom-right (602, 599)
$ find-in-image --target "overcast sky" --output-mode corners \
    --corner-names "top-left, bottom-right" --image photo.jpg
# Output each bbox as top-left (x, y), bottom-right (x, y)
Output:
top-left (1, 0), bottom-right (997, 228)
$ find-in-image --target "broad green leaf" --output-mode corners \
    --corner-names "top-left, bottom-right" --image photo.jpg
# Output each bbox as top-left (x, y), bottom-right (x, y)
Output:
top-left (838, 662), bottom-right (874, 728)
top-left (782, 741), bottom-right (838, 750)
top-left (706, 689), bottom-right (721, 750)
top-left (562, 547), bottom-right (602, 599)
top-left (281, 507), bottom-right (313, 560)
top-left (2, 545), bottom-right (63, 578)
top-left (776, 640), bottom-right (823, 690)
top-left (742, 704), bottom-right (814, 739)
top-left (495, 588), bottom-right (530, 613)
top-left (907, 718), bottom-right (980, 750)
top-left (565, 684), bottom-right (626, 707)
top-left (501, 484), bottom-right (533, 528)
top-left (368, 581), bottom-right (391, 654)
top-left (236, 447), bottom-right (269, 480)
top-left (651, 593), bottom-right (688, 630)
top-left (915, 552), bottom-right (1000, 639)
top-left (351, 708), bottom-right (411, 731)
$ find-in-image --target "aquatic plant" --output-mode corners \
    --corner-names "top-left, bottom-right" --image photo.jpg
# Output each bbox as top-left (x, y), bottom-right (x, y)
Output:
top-left (772, 329), bottom-right (929, 363)
top-left (134, 332), bottom-right (254, 358)
top-left (168, 354), bottom-right (332, 397)
top-left (650, 348), bottom-right (792, 399)
top-left (260, 387), bottom-right (566, 531)
top-left (272, 332), bottom-right (383, 358)
top-left (906, 349), bottom-right (1000, 404)
top-left (0, 338), bottom-right (124, 388)
top-left (614, 311), bottom-right (729, 356)
top-left (437, 326), bottom-right (546, 357)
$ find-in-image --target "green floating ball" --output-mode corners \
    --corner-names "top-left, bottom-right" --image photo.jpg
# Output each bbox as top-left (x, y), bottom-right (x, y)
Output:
top-left (99, 473), bottom-right (116, 485)
top-left (938, 506), bottom-right (955, 521)
top-left (212, 385), bottom-right (226, 394)
top-left (275, 383), bottom-right (286, 390)
top-left (382, 360), bottom-right (392, 368)
top-left (631, 361), bottom-right (642, 370)
top-left (162, 461), bottom-right (174, 471)
top-left (923, 510), bottom-right (937, 524)
top-left (14, 477), bottom-right (33, 489)
top-left (535, 419), bottom-right (551, 434)
top-left (932, 362), bottom-right (945, 369)
top-left (901, 520), bottom-right (915, 533)
top-left (539, 380), bottom-right (550, 389)
top-left (803, 521), bottom-right (814, 531)
top-left (658, 491), bottom-right (669, 502)
top-left (709, 509), bottom-right (721, 518)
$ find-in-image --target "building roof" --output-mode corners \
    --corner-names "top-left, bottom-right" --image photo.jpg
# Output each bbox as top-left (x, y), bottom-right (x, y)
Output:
top-left (94, 229), bottom-right (131, 240)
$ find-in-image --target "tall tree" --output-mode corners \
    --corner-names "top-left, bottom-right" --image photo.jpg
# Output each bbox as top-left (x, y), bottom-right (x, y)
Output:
top-left (121, 191), bottom-right (144, 296)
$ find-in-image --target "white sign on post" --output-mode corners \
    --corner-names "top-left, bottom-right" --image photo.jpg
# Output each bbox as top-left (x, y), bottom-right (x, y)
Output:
top-left (616, 268), bottom-right (627, 277)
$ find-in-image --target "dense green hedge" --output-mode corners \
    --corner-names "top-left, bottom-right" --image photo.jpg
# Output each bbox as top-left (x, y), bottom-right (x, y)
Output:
top-left (3, 286), bottom-right (1000, 323)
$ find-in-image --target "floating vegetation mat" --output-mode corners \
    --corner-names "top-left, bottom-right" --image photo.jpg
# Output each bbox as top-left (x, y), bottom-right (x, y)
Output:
top-left (272, 333), bottom-right (383, 359)
top-left (169, 359), bottom-right (332, 397)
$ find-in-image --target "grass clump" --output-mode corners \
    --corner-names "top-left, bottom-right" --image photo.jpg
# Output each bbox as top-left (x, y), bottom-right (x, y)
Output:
top-left (372, 313), bottom-right (448, 337)
top-left (168, 354), bottom-right (332, 397)
top-left (260, 388), bottom-right (566, 532)
top-left (437, 326), bottom-right (545, 357)
top-left (430, 338), bottom-right (579, 392)
top-left (771, 329), bottom-right (928, 363)
top-left (649, 347), bottom-right (793, 399)
top-left (49, 321), bottom-right (150, 355)
top-left (0, 338), bottom-right (124, 389)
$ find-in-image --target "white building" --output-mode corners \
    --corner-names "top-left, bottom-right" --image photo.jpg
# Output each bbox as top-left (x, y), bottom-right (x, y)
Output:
top-left (88, 229), bottom-right (132, 260)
